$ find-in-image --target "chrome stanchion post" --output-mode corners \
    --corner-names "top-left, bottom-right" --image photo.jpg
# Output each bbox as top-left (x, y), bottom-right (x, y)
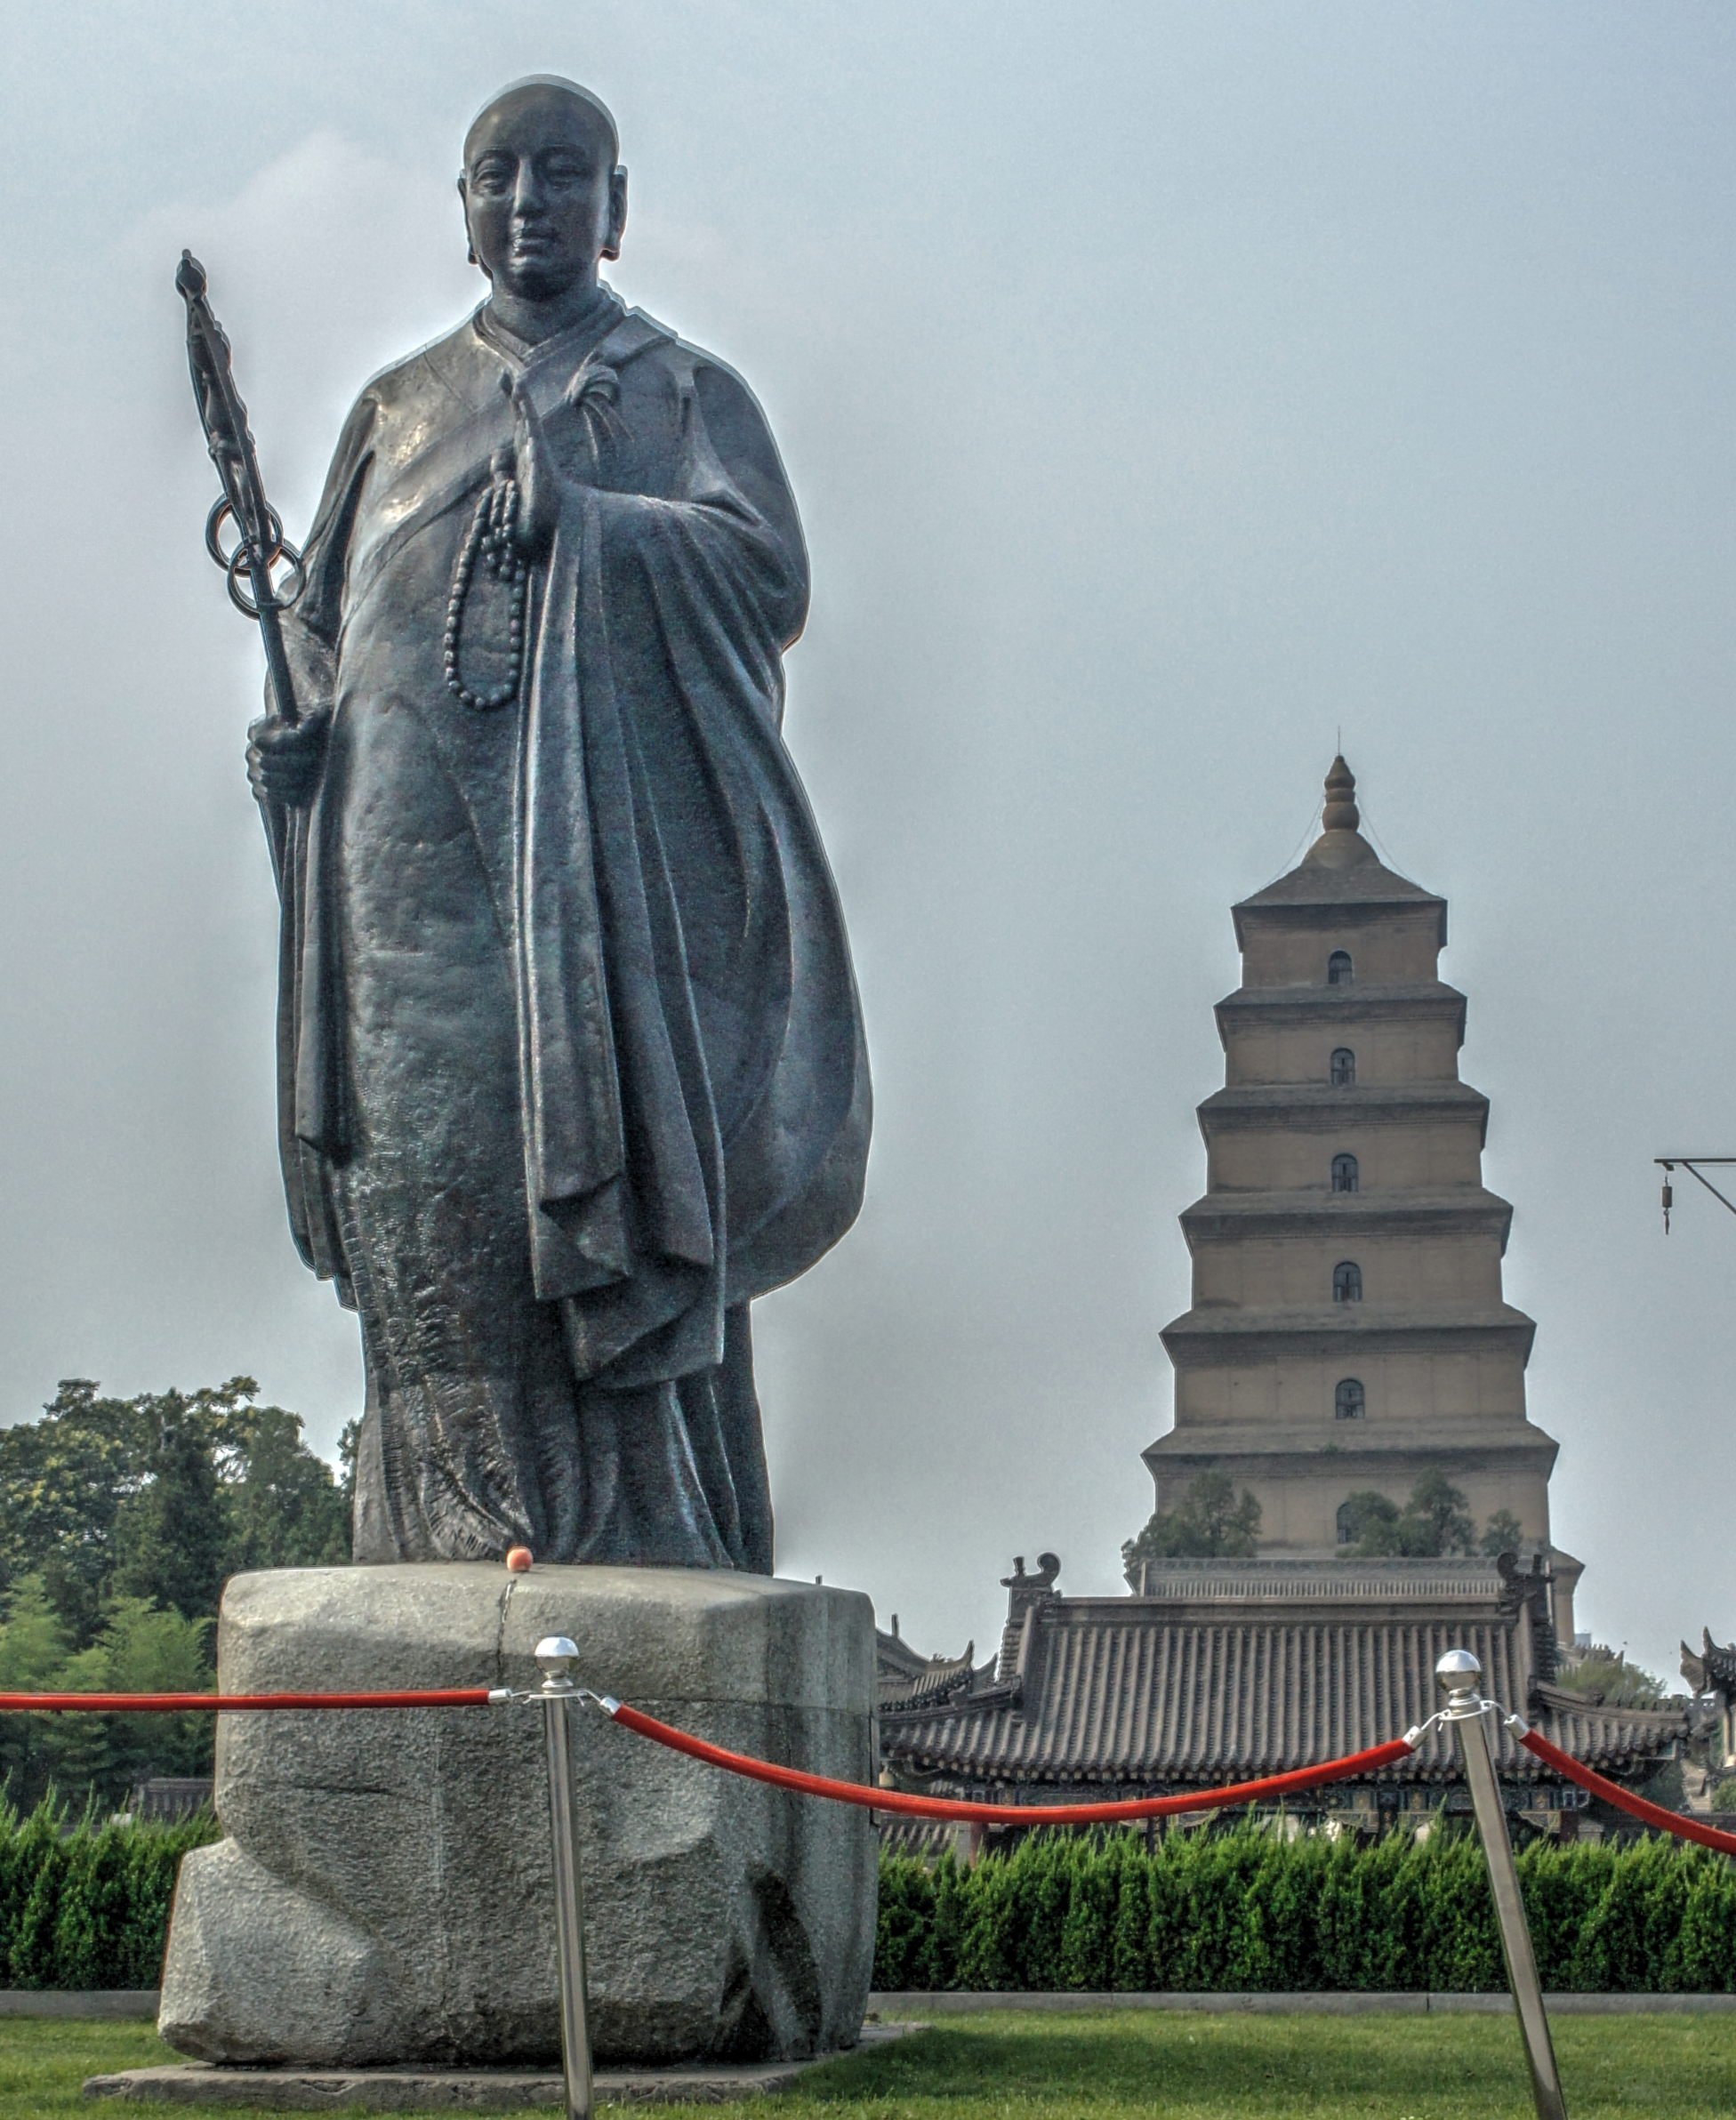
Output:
top-left (534, 1636), bottom-right (593, 2120)
top-left (1435, 1649), bottom-right (1567, 2120)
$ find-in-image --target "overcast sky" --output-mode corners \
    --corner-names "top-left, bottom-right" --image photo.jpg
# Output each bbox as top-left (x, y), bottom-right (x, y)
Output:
top-left (1, 3), bottom-right (1732, 1684)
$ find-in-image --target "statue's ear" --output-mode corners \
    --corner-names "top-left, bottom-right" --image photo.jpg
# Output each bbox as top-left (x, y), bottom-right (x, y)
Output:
top-left (601, 168), bottom-right (628, 261)
top-left (456, 175), bottom-right (479, 269)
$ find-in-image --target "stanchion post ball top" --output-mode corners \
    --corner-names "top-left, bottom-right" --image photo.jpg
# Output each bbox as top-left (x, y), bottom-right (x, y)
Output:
top-left (535, 1638), bottom-right (580, 1694)
top-left (1435, 1648), bottom-right (1482, 1703)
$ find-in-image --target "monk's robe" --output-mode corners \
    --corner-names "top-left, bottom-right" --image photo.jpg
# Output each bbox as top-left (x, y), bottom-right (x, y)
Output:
top-left (261, 285), bottom-right (870, 1570)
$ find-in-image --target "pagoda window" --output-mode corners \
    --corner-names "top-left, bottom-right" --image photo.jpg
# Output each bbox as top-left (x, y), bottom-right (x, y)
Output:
top-left (1335, 1378), bottom-right (1366, 1420)
top-left (1331, 1152), bottom-right (1359, 1193)
top-left (1330, 1048), bottom-right (1355, 1086)
top-left (1328, 951), bottom-right (1353, 985)
top-left (1336, 1500), bottom-right (1357, 1545)
top-left (1332, 1260), bottom-right (1362, 1303)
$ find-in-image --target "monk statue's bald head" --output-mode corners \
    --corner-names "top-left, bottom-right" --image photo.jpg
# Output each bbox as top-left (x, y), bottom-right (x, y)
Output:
top-left (463, 76), bottom-right (619, 172)
top-left (458, 77), bottom-right (627, 333)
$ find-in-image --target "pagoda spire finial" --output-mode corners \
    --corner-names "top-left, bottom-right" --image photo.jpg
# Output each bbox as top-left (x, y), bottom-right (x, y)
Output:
top-left (1322, 754), bottom-right (1359, 833)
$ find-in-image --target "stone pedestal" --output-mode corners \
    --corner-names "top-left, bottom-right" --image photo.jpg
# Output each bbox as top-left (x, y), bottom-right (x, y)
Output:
top-left (157, 1566), bottom-right (876, 2068)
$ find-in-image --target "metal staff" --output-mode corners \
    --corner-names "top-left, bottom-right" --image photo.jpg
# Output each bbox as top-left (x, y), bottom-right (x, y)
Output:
top-left (173, 250), bottom-right (303, 727)
top-left (1435, 1649), bottom-right (1567, 2120)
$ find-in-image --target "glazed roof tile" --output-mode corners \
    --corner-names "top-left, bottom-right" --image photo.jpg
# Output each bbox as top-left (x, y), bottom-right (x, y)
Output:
top-left (880, 1596), bottom-right (1683, 1788)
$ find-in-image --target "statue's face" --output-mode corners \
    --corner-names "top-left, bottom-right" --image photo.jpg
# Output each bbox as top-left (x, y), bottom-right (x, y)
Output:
top-left (460, 88), bottom-right (626, 302)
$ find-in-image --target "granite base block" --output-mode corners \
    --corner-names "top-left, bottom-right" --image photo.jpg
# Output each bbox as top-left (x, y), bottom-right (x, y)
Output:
top-left (85, 2027), bottom-right (920, 2109)
top-left (157, 1566), bottom-right (876, 2069)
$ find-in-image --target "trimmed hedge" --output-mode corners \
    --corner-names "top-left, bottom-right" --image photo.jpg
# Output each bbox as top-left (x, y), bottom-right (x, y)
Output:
top-left (0, 1799), bottom-right (219, 1989)
top-left (875, 1826), bottom-right (1736, 1993)
top-left (12, 1800), bottom-right (1734, 1996)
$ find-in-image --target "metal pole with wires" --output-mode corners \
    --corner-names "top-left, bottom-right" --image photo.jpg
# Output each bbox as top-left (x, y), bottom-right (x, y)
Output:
top-left (1655, 1158), bottom-right (1736, 1233)
top-left (1435, 1650), bottom-right (1566, 2120)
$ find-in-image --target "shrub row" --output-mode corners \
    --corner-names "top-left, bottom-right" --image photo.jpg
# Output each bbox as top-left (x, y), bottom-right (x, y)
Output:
top-left (875, 1825), bottom-right (1736, 1993)
top-left (12, 1799), bottom-right (1733, 1996)
top-left (0, 1800), bottom-right (219, 1990)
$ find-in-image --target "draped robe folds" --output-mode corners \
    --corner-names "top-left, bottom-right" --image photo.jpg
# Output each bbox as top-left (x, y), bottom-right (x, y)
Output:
top-left (261, 290), bottom-right (870, 1571)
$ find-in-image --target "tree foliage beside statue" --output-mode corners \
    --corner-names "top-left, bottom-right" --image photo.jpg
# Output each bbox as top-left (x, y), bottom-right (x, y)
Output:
top-left (0, 1377), bottom-right (349, 1806)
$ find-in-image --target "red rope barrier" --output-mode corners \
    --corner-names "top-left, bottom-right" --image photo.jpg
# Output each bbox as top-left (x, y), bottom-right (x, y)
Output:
top-left (1518, 1729), bottom-right (1736, 1856)
top-left (606, 1702), bottom-right (1416, 1824)
top-left (17, 1687), bottom-right (1716, 1858)
top-left (0, 1690), bottom-right (493, 1714)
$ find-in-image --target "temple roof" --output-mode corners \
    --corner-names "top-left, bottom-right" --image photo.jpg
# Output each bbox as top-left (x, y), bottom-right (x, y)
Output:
top-left (1682, 1630), bottom-right (1736, 1696)
top-left (1234, 758), bottom-right (1447, 942)
top-left (876, 1627), bottom-right (976, 1713)
top-left (879, 1558), bottom-right (1684, 1793)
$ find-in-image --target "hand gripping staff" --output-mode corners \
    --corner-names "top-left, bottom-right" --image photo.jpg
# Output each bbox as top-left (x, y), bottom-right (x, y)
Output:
top-left (173, 251), bottom-right (303, 727)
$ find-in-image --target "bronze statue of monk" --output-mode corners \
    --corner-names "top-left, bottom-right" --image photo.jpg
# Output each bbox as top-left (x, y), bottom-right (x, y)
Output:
top-left (246, 77), bottom-right (870, 1572)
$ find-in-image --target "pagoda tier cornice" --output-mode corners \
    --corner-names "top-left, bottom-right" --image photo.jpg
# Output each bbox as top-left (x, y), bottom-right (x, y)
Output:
top-left (1178, 1187), bottom-right (1514, 1251)
top-left (1145, 1417), bottom-right (1561, 1466)
top-left (1198, 1081), bottom-right (1490, 1144)
top-left (1160, 1302), bottom-right (1538, 1365)
top-left (1237, 890), bottom-right (1450, 950)
top-left (1214, 981), bottom-right (1467, 1041)
top-left (1233, 895), bottom-right (1448, 945)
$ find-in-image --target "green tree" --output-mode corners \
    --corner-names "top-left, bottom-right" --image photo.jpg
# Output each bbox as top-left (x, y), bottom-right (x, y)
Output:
top-left (0, 1580), bottom-right (216, 1810)
top-left (1551, 1645), bottom-right (1669, 1709)
top-left (38, 1601), bottom-right (217, 1803)
top-left (0, 1377), bottom-right (348, 1648)
top-left (1338, 1490), bottom-right (1402, 1553)
top-left (1122, 1472), bottom-right (1262, 1582)
top-left (336, 1418), bottom-right (361, 1523)
top-left (224, 1404), bottom-right (349, 1572)
top-left (0, 1383), bottom-right (149, 1644)
top-left (1344, 1471), bottom-right (1476, 1559)
top-left (0, 1581), bottom-right (72, 1803)
top-left (111, 1400), bottom-right (229, 1626)
top-left (0, 1375), bottom-right (348, 1808)
top-left (1403, 1469), bottom-right (1476, 1556)
top-left (1480, 1508), bottom-right (1526, 1557)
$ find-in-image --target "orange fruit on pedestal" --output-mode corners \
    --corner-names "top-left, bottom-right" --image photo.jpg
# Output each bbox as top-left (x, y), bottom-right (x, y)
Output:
top-left (505, 1546), bottom-right (534, 1574)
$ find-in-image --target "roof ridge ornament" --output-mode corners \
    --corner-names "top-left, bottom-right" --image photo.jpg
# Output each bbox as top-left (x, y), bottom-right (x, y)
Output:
top-left (1322, 753), bottom-right (1359, 832)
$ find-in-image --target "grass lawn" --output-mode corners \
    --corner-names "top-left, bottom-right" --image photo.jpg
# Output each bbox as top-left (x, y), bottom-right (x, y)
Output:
top-left (2, 2009), bottom-right (1735, 2118)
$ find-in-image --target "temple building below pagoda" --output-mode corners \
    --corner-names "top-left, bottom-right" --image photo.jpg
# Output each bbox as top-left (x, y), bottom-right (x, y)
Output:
top-left (875, 1555), bottom-right (1682, 1829)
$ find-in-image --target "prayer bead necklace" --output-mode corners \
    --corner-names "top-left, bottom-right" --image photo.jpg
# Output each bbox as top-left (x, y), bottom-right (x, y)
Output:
top-left (444, 470), bottom-right (527, 710)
